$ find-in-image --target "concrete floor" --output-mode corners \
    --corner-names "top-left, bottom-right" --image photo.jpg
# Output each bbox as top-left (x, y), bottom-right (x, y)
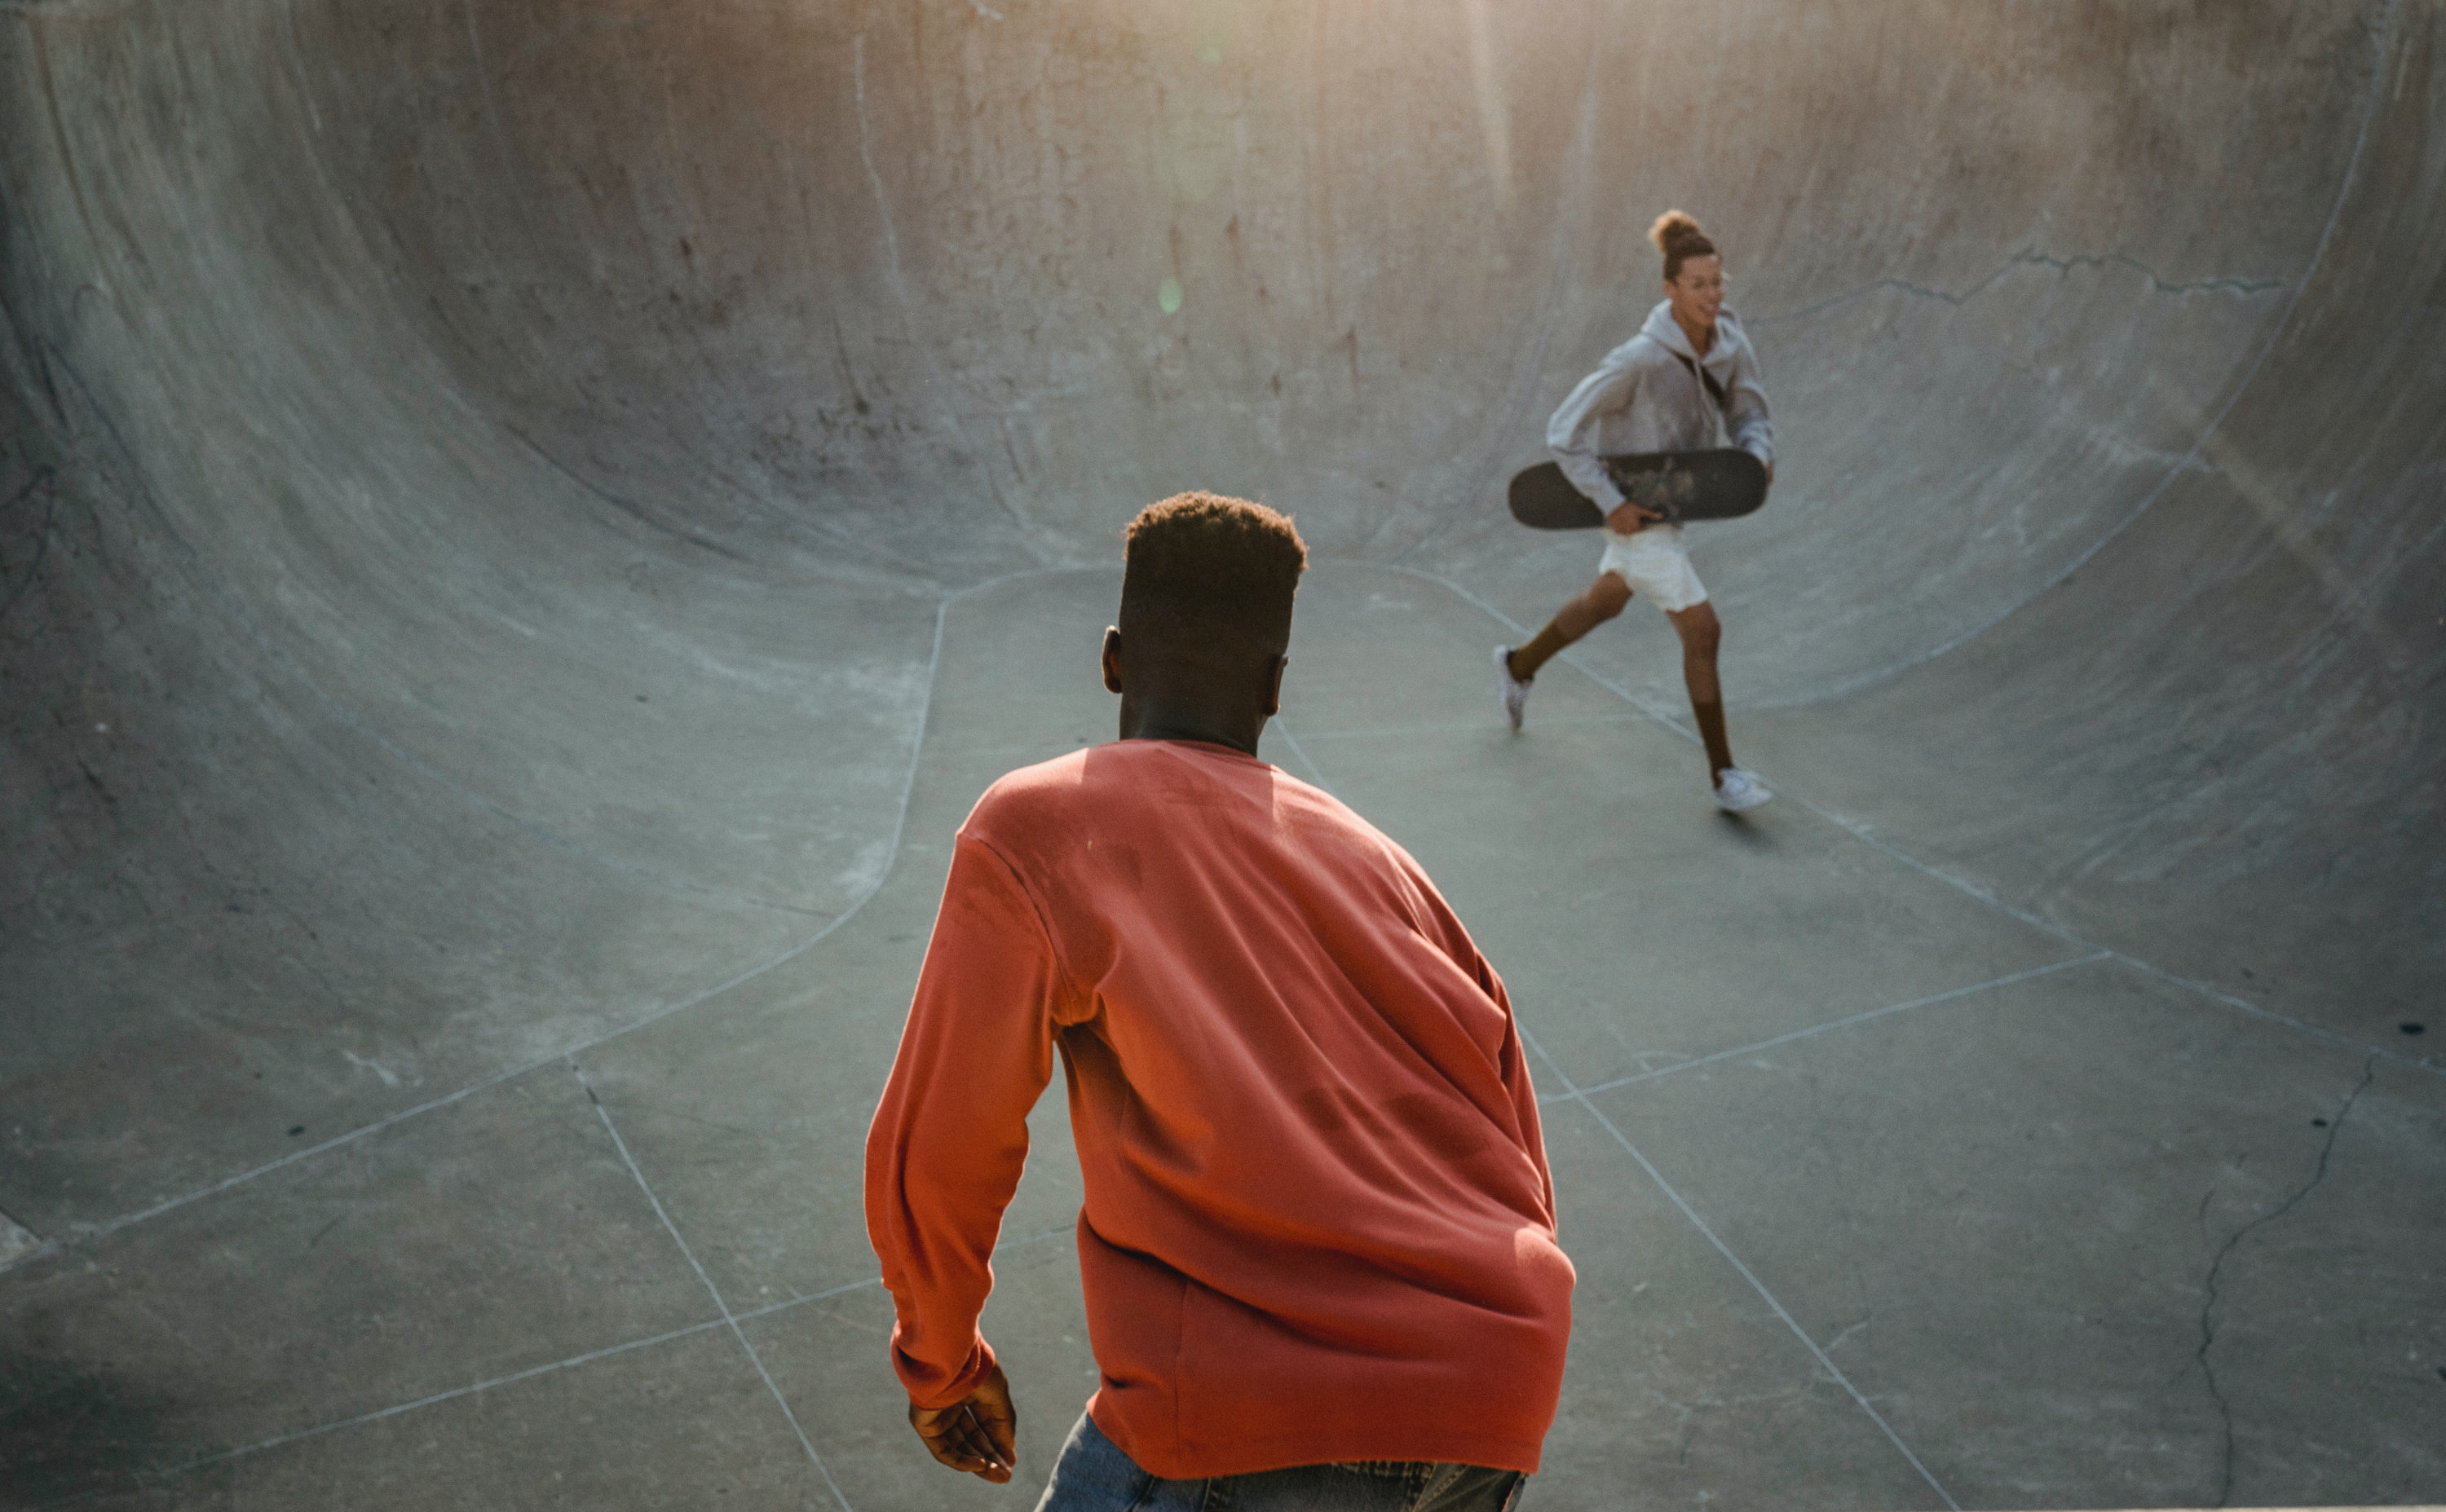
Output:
top-left (2, 0), bottom-right (2442, 1507)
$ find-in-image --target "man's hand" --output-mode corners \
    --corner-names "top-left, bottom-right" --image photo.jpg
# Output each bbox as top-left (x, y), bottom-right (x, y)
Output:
top-left (910, 1363), bottom-right (1018, 1484)
top-left (1603, 498), bottom-right (1663, 533)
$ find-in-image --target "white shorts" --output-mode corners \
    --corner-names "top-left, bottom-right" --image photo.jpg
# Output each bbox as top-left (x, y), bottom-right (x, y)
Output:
top-left (1596, 524), bottom-right (1708, 613)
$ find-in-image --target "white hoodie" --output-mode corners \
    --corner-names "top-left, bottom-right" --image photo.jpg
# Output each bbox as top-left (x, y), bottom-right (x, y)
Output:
top-left (1545, 300), bottom-right (1774, 513)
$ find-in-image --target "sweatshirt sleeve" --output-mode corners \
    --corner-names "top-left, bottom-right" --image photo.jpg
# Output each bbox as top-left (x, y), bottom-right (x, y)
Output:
top-left (1722, 331), bottom-right (1774, 467)
top-left (1544, 356), bottom-right (1636, 511)
top-left (863, 829), bottom-right (1066, 1408)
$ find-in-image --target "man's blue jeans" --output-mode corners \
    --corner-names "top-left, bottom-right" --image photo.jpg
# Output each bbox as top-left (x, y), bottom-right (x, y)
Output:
top-left (1033, 1411), bottom-right (1529, 1512)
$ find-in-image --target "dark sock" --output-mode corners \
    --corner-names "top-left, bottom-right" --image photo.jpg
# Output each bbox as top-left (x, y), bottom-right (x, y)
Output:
top-left (1692, 699), bottom-right (1733, 780)
top-left (1509, 621), bottom-right (1572, 681)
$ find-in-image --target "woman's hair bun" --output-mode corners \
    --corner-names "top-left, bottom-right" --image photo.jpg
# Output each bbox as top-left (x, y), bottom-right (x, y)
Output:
top-left (1649, 209), bottom-right (1716, 279)
top-left (1649, 209), bottom-right (1708, 255)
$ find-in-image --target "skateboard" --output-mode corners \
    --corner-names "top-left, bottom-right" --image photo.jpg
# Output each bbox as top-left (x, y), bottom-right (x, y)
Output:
top-left (1508, 448), bottom-right (1767, 530)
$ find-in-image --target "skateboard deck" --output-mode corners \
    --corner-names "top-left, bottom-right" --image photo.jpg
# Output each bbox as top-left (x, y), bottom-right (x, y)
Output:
top-left (1508, 448), bottom-right (1767, 530)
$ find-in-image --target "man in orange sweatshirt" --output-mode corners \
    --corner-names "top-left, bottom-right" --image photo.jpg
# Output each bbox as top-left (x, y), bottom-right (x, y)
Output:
top-left (865, 492), bottom-right (1574, 1511)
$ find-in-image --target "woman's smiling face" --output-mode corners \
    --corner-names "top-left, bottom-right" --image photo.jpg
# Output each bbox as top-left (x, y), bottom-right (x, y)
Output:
top-left (1666, 253), bottom-right (1724, 333)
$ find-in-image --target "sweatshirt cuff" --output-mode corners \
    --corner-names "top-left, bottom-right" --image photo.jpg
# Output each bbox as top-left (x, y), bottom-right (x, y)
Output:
top-left (899, 1333), bottom-right (1000, 1411)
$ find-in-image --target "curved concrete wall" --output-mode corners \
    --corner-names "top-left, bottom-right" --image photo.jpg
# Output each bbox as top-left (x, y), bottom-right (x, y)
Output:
top-left (1, 0), bottom-right (2439, 1500)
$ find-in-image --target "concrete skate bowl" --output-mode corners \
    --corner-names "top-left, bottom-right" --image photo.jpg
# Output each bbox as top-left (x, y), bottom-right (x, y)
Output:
top-left (2, 0), bottom-right (2441, 1505)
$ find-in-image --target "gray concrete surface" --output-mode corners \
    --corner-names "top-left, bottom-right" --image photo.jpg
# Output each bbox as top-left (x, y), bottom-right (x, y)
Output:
top-left (2, 0), bottom-right (2440, 1506)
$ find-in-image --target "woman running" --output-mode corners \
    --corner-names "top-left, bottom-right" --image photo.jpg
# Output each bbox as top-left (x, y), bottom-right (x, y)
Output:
top-left (1495, 209), bottom-right (1776, 813)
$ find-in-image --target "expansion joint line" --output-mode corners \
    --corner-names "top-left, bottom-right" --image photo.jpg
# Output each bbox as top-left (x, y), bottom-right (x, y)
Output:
top-left (1543, 951), bottom-right (2113, 1105)
top-left (1280, 681), bottom-right (1955, 1504)
top-left (32, 575), bottom-right (993, 1263)
top-left (1265, 716), bottom-right (1331, 791)
top-left (572, 1058), bottom-right (858, 1512)
top-left (136, 1319), bottom-right (735, 1491)
top-left (1521, 1026), bottom-right (1963, 1511)
top-left (133, 1243), bottom-right (1092, 1489)
top-left (1377, 562), bottom-right (2442, 1082)
top-left (2192, 1057), bottom-right (2377, 1508)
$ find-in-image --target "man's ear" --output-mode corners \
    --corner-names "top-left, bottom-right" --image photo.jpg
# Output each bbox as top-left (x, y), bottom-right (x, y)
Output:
top-left (1261, 653), bottom-right (1287, 719)
top-left (1101, 626), bottom-right (1124, 695)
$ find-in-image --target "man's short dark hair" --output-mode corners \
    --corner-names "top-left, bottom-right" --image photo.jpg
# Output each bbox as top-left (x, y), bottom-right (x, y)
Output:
top-left (1119, 492), bottom-right (1308, 653)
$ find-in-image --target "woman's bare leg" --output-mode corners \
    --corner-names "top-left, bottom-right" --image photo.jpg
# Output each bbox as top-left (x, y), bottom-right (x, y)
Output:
top-left (1507, 571), bottom-right (1631, 682)
top-left (1666, 599), bottom-right (1733, 779)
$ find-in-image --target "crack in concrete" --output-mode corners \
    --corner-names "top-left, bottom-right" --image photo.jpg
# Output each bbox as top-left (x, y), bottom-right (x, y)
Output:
top-left (2012, 249), bottom-right (2286, 298)
top-left (1746, 0), bottom-right (2399, 710)
top-left (2192, 1056), bottom-right (2376, 1506)
top-left (1822, 1313), bottom-right (1872, 1354)
top-left (0, 461), bottom-right (62, 620)
top-left (0, 1207), bottom-right (43, 1268)
top-left (1753, 246), bottom-right (2286, 328)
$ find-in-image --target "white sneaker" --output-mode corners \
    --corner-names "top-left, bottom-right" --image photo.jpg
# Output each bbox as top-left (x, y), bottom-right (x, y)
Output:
top-left (1494, 646), bottom-right (1530, 731)
top-left (1713, 767), bottom-right (1773, 813)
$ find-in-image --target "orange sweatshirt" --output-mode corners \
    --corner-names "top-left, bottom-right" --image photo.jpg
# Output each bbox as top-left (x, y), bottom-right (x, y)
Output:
top-left (864, 739), bottom-right (1574, 1479)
